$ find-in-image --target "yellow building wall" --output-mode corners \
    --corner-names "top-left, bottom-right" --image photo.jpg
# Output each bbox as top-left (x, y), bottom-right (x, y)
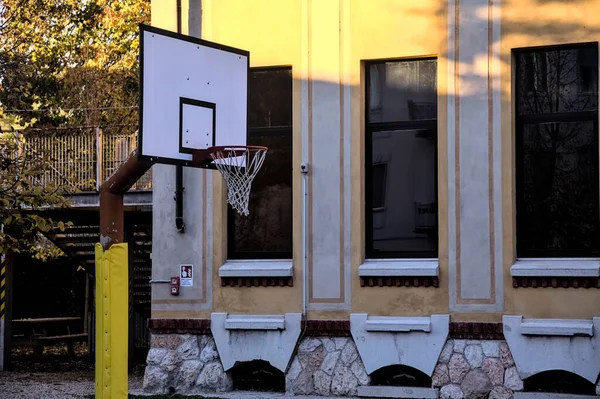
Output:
top-left (501, 0), bottom-right (600, 319)
top-left (200, 0), bottom-right (449, 318)
top-left (150, 0), bottom-right (600, 321)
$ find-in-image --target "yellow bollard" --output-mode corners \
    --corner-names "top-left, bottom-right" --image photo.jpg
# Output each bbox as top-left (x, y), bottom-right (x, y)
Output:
top-left (95, 243), bottom-right (128, 399)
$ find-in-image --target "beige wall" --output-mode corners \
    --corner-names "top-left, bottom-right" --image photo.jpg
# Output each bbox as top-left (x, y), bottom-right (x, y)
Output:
top-left (150, 0), bottom-right (600, 321)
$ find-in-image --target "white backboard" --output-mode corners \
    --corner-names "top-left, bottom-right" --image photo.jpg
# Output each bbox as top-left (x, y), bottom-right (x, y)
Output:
top-left (138, 24), bottom-right (248, 168)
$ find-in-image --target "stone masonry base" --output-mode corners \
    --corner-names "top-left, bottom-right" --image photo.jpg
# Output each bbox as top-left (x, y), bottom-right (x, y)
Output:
top-left (143, 334), bottom-right (600, 398)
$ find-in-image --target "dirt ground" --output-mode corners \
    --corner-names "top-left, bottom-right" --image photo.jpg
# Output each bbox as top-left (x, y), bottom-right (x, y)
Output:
top-left (0, 343), bottom-right (145, 398)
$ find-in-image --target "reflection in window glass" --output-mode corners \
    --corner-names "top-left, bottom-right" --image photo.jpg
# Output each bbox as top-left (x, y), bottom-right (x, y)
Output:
top-left (372, 163), bottom-right (387, 209)
top-left (516, 44), bottom-right (599, 257)
top-left (248, 69), bottom-right (293, 128)
top-left (370, 130), bottom-right (436, 255)
top-left (368, 59), bottom-right (437, 123)
top-left (230, 130), bottom-right (292, 256)
top-left (366, 58), bottom-right (438, 258)
top-left (229, 68), bottom-right (292, 259)
top-left (517, 46), bottom-right (598, 116)
top-left (520, 121), bottom-right (599, 255)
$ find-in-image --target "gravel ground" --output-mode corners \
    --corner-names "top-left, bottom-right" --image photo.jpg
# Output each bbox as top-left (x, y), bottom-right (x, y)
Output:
top-left (0, 344), bottom-right (144, 398)
top-left (0, 367), bottom-right (145, 398)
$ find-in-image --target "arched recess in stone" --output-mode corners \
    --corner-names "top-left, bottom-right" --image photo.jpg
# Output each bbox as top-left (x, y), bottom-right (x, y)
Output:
top-left (369, 364), bottom-right (432, 388)
top-left (230, 360), bottom-right (285, 392)
top-left (523, 369), bottom-right (595, 395)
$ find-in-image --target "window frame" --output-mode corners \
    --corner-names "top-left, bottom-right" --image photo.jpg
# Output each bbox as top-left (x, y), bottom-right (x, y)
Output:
top-left (227, 66), bottom-right (293, 260)
top-left (364, 58), bottom-right (439, 259)
top-left (514, 42), bottom-right (600, 258)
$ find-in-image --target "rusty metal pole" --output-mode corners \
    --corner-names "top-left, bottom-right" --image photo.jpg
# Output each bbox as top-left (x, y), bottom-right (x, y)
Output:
top-left (99, 150), bottom-right (153, 250)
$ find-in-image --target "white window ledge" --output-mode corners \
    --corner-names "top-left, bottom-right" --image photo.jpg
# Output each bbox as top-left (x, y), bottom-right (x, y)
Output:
top-left (521, 318), bottom-right (594, 337)
top-left (224, 314), bottom-right (286, 330)
top-left (514, 393), bottom-right (596, 399)
top-left (218, 259), bottom-right (293, 278)
top-left (358, 259), bottom-right (438, 277)
top-left (365, 316), bottom-right (432, 333)
top-left (358, 385), bottom-right (438, 399)
top-left (511, 258), bottom-right (600, 277)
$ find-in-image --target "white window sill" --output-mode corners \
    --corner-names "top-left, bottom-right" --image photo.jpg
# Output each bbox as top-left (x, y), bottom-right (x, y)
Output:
top-left (520, 317), bottom-right (594, 337)
top-left (224, 314), bottom-right (286, 330)
top-left (514, 392), bottom-right (596, 399)
top-left (358, 259), bottom-right (438, 277)
top-left (365, 316), bottom-right (432, 332)
top-left (358, 386), bottom-right (438, 399)
top-left (218, 259), bottom-right (293, 278)
top-left (511, 258), bottom-right (600, 278)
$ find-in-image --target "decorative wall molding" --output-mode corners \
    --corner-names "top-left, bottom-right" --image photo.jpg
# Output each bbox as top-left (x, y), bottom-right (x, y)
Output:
top-left (350, 313), bottom-right (450, 376)
top-left (211, 312), bottom-right (302, 372)
top-left (221, 276), bottom-right (293, 287)
top-left (503, 315), bottom-right (600, 382)
top-left (147, 318), bottom-right (211, 334)
top-left (449, 321), bottom-right (504, 340)
top-left (360, 276), bottom-right (439, 288)
top-left (304, 320), bottom-right (351, 337)
top-left (512, 276), bottom-right (600, 289)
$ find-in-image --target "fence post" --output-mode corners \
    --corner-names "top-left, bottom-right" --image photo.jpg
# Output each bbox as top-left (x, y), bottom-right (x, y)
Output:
top-left (96, 127), bottom-right (103, 191)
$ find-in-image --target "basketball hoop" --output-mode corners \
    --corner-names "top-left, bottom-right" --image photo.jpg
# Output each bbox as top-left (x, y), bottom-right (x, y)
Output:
top-left (208, 145), bottom-right (268, 216)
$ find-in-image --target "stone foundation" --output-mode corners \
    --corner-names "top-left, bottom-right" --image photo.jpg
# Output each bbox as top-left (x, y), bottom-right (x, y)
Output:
top-left (143, 334), bottom-right (232, 394)
top-left (434, 339), bottom-right (521, 399)
top-left (285, 337), bottom-right (369, 396)
top-left (143, 334), bottom-right (600, 397)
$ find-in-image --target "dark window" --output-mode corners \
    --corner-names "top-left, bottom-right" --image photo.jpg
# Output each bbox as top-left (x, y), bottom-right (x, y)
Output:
top-left (366, 59), bottom-right (438, 258)
top-left (228, 67), bottom-right (292, 259)
top-left (515, 43), bottom-right (599, 257)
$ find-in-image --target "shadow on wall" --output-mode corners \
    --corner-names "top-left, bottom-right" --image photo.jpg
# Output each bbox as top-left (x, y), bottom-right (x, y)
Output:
top-left (405, 0), bottom-right (600, 99)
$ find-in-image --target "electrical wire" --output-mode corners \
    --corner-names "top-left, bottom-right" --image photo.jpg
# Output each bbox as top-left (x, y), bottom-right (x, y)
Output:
top-left (2, 106), bottom-right (138, 113)
top-left (7, 123), bottom-right (138, 132)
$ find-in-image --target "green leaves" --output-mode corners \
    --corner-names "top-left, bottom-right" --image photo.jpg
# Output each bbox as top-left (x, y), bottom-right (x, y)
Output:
top-left (0, 133), bottom-right (71, 259)
top-left (0, 1), bottom-right (149, 259)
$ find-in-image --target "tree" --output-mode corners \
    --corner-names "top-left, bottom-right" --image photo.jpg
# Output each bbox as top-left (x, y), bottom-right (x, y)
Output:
top-left (0, 0), bottom-right (150, 258)
top-left (0, 0), bottom-right (149, 130)
top-left (0, 132), bottom-right (72, 259)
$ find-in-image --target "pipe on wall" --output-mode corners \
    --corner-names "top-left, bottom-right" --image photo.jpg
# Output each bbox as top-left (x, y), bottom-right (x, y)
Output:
top-left (175, 0), bottom-right (185, 234)
top-left (300, 162), bottom-right (309, 318)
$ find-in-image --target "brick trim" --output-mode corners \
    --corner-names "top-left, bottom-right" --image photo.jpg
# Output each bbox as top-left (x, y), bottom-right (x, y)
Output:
top-left (221, 277), bottom-right (293, 287)
top-left (512, 276), bottom-right (600, 288)
top-left (304, 320), bottom-right (351, 337)
top-left (147, 318), bottom-right (211, 334)
top-left (148, 319), bottom-right (506, 340)
top-left (449, 322), bottom-right (504, 340)
top-left (360, 276), bottom-right (439, 287)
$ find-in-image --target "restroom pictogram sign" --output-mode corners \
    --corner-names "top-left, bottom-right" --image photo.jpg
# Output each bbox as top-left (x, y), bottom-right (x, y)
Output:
top-left (180, 264), bottom-right (193, 287)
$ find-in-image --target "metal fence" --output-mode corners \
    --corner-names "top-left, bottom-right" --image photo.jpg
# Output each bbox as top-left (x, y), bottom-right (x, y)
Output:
top-left (22, 127), bottom-right (152, 192)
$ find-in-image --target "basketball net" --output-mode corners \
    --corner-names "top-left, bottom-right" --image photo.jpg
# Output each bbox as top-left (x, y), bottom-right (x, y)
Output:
top-left (209, 146), bottom-right (268, 216)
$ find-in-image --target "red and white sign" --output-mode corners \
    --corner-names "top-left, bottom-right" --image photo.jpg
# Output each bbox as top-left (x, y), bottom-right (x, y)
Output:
top-left (180, 264), bottom-right (193, 287)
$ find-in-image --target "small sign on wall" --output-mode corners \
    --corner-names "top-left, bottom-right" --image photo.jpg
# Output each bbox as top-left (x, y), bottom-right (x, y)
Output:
top-left (180, 264), bottom-right (193, 287)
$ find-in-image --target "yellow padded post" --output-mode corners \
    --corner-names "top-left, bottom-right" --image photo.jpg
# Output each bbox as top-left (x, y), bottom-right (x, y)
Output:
top-left (95, 243), bottom-right (128, 399)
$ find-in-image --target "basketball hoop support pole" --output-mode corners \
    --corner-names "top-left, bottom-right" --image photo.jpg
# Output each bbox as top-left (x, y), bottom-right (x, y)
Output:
top-left (97, 150), bottom-right (153, 399)
top-left (100, 150), bottom-right (153, 250)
